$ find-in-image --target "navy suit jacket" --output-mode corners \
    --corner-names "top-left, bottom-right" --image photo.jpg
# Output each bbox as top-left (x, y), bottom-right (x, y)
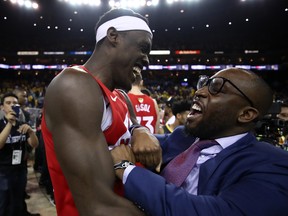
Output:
top-left (125, 127), bottom-right (288, 216)
top-left (154, 126), bottom-right (195, 167)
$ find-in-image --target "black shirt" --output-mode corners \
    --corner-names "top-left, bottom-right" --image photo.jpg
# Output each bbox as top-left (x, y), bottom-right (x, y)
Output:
top-left (0, 118), bottom-right (28, 169)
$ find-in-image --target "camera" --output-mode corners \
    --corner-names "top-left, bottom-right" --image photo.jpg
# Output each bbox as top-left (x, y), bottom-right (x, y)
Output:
top-left (255, 102), bottom-right (288, 147)
top-left (12, 105), bottom-right (21, 118)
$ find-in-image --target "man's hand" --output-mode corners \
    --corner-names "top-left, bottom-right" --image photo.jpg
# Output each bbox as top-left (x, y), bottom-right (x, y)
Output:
top-left (5, 111), bottom-right (16, 125)
top-left (131, 127), bottom-right (162, 172)
top-left (111, 144), bottom-right (136, 165)
top-left (18, 124), bottom-right (33, 134)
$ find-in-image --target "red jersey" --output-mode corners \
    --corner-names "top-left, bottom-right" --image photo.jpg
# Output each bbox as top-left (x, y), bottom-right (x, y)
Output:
top-left (128, 93), bottom-right (158, 133)
top-left (41, 66), bottom-right (132, 216)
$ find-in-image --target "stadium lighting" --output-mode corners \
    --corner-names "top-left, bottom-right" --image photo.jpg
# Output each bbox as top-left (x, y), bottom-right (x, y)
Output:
top-left (58, 0), bottom-right (101, 7)
top-left (108, 0), bottom-right (159, 8)
top-left (9, 0), bottom-right (39, 9)
top-left (166, 0), bottom-right (200, 4)
top-left (150, 50), bottom-right (170, 55)
top-left (55, 0), bottom-right (203, 8)
top-left (31, 2), bottom-right (38, 9)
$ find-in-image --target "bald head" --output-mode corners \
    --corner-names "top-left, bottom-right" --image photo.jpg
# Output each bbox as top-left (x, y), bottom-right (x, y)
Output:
top-left (214, 68), bottom-right (273, 118)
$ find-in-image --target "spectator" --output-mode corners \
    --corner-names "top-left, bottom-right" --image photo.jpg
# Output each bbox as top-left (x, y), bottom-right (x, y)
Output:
top-left (0, 92), bottom-right (39, 216)
top-left (278, 99), bottom-right (288, 121)
top-left (277, 99), bottom-right (288, 145)
top-left (160, 100), bottom-right (191, 134)
top-left (13, 87), bottom-right (31, 124)
top-left (162, 96), bottom-right (175, 125)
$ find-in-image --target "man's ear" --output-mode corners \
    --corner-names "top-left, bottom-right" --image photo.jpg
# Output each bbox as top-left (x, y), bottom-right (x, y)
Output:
top-left (238, 107), bottom-right (259, 123)
top-left (176, 113), bottom-right (181, 120)
top-left (106, 27), bottom-right (119, 46)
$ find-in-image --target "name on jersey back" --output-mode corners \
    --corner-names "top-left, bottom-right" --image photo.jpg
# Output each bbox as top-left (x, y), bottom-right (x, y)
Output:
top-left (135, 104), bottom-right (151, 112)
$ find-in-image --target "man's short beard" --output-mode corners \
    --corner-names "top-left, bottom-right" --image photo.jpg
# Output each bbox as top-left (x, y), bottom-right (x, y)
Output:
top-left (184, 121), bottom-right (219, 140)
top-left (184, 124), bottom-right (196, 137)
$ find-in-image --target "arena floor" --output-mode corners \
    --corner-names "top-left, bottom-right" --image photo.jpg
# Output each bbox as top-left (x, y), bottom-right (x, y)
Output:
top-left (26, 160), bottom-right (57, 216)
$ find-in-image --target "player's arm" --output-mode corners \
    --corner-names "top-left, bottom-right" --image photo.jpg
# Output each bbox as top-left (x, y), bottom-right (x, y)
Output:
top-left (44, 68), bottom-right (143, 216)
top-left (117, 89), bottom-right (162, 171)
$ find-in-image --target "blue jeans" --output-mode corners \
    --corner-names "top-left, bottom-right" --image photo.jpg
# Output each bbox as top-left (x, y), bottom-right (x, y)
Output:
top-left (0, 168), bottom-right (26, 216)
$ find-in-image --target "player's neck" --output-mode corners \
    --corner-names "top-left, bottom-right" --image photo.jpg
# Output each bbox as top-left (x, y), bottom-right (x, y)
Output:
top-left (129, 86), bottom-right (143, 95)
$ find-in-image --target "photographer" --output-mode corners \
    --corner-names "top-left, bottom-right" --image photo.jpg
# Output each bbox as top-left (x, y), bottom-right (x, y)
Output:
top-left (254, 100), bottom-right (288, 147)
top-left (0, 92), bottom-right (39, 216)
top-left (278, 100), bottom-right (288, 121)
top-left (277, 100), bottom-right (288, 145)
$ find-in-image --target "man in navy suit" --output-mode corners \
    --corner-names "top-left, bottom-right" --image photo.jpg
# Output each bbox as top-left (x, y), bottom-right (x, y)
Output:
top-left (111, 67), bottom-right (288, 216)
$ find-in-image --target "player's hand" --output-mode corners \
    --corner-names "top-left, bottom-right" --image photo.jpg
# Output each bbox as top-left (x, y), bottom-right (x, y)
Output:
top-left (131, 127), bottom-right (162, 172)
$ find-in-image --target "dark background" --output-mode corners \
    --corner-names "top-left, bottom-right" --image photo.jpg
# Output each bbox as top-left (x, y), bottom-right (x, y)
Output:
top-left (0, 0), bottom-right (287, 93)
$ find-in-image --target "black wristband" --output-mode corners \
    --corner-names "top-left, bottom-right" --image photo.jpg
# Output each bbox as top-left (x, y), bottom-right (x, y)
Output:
top-left (128, 125), bottom-right (143, 135)
top-left (114, 160), bottom-right (135, 170)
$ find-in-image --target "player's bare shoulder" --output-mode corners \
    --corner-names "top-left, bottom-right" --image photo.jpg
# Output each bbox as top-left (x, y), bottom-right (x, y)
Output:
top-left (44, 65), bottom-right (102, 129)
top-left (47, 66), bottom-right (91, 96)
top-left (55, 66), bottom-right (89, 85)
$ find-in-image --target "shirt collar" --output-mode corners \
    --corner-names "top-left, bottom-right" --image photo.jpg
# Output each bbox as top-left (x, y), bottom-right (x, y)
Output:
top-left (215, 132), bottom-right (248, 149)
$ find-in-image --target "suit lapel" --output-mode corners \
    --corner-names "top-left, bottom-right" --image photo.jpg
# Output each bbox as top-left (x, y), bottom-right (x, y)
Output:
top-left (197, 133), bottom-right (256, 194)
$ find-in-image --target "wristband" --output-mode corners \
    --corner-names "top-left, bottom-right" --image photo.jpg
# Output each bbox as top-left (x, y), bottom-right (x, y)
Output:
top-left (128, 124), bottom-right (143, 135)
top-left (114, 160), bottom-right (135, 170)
